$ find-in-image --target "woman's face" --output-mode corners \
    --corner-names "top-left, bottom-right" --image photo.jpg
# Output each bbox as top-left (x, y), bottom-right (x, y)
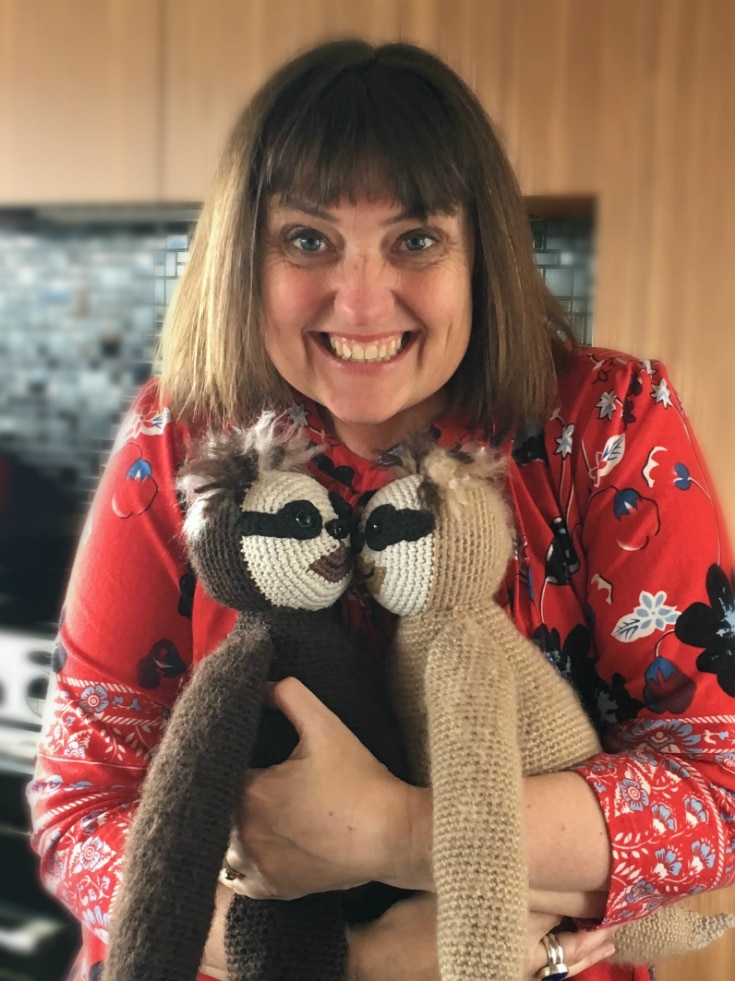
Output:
top-left (261, 196), bottom-right (473, 454)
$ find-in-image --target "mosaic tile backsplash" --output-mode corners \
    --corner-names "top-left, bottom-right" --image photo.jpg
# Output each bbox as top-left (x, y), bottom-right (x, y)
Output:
top-left (0, 208), bottom-right (594, 516)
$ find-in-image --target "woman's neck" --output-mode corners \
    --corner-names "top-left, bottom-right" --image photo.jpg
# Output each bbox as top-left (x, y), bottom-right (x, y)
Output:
top-left (322, 391), bottom-right (450, 461)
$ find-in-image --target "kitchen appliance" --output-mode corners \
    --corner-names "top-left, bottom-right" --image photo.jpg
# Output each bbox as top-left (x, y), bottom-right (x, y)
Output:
top-left (0, 628), bottom-right (79, 980)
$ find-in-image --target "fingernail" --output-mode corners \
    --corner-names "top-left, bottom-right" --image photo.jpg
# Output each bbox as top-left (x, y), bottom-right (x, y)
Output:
top-left (600, 943), bottom-right (616, 959)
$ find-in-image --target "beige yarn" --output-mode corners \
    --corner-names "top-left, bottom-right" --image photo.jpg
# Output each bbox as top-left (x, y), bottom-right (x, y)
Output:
top-left (362, 448), bottom-right (734, 980)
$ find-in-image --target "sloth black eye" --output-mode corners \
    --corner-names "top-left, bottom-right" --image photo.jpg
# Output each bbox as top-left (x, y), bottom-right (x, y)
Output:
top-left (281, 501), bottom-right (323, 539)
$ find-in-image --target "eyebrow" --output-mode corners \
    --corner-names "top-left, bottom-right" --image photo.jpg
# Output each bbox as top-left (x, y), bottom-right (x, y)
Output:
top-left (272, 198), bottom-right (429, 227)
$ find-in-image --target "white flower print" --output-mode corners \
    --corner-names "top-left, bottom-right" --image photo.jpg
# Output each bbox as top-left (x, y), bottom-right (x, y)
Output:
top-left (613, 590), bottom-right (680, 642)
top-left (596, 391), bottom-right (619, 420)
top-left (71, 835), bottom-right (114, 875)
top-left (112, 406), bottom-right (172, 454)
top-left (287, 402), bottom-right (309, 429)
top-left (555, 424), bottom-right (574, 458)
top-left (651, 379), bottom-right (673, 408)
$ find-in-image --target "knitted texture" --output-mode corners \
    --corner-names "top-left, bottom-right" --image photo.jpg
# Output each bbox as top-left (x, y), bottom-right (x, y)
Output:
top-left (359, 445), bottom-right (734, 980)
top-left (102, 424), bottom-right (408, 981)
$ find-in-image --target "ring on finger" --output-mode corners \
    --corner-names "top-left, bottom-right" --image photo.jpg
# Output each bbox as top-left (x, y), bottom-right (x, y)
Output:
top-left (220, 857), bottom-right (246, 882)
top-left (538, 932), bottom-right (569, 981)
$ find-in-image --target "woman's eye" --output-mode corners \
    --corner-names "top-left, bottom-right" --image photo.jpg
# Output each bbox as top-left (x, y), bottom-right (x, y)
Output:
top-left (397, 230), bottom-right (438, 253)
top-left (286, 228), bottom-right (328, 253)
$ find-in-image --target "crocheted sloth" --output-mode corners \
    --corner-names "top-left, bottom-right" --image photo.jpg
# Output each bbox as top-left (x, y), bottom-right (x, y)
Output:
top-left (357, 442), bottom-right (734, 981)
top-left (101, 415), bottom-right (407, 981)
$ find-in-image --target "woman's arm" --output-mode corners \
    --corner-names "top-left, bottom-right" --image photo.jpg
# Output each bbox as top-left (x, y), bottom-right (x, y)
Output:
top-left (27, 384), bottom-right (204, 963)
top-left (234, 678), bottom-right (608, 920)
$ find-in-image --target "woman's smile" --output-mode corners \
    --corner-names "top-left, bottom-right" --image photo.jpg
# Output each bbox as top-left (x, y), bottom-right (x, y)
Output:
top-left (318, 330), bottom-right (412, 364)
top-left (262, 196), bottom-right (473, 456)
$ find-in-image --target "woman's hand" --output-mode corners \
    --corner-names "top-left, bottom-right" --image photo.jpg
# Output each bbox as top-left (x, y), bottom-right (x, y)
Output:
top-left (526, 911), bottom-right (617, 980)
top-left (226, 676), bottom-right (432, 900)
top-left (348, 894), bottom-right (439, 981)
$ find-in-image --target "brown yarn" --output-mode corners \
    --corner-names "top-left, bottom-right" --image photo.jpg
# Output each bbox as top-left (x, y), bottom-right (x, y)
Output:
top-left (102, 426), bottom-right (408, 981)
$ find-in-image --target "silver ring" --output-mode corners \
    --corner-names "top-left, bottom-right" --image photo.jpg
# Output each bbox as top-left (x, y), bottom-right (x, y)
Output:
top-left (220, 857), bottom-right (244, 882)
top-left (538, 932), bottom-right (569, 981)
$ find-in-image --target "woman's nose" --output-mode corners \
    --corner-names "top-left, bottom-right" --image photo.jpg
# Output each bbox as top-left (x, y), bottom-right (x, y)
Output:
top-left (332, 255), bottom-right (396, 326)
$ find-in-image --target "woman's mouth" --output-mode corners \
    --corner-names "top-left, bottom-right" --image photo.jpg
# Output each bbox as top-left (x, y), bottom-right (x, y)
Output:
top-left (319, 332), bottom-right (412, 364)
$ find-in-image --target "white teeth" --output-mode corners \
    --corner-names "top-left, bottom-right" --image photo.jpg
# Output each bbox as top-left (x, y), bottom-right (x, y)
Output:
top-left (327, 334), bottom-right (407, 363)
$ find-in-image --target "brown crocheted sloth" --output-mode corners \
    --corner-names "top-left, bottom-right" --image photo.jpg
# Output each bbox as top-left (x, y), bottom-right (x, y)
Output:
top-left (101, 414), bottom-right (407, 981)
top-left (357, 442), bottom-right (734, 981)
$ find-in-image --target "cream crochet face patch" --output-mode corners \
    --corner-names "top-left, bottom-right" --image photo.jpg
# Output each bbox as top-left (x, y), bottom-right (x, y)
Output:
top-left (239, 471), bottom-right (352, 610)
top-left (358, 474), bottom-right (435, 617)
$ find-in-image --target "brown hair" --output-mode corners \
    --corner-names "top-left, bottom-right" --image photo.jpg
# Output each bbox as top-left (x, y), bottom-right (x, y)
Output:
top-left (158, 38), bottom-right (574, 432)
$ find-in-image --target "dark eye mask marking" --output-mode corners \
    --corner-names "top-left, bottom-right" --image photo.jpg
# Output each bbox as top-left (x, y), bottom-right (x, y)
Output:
top-left (237, 500), bottom-right (323, 540)
top-left (363, 504), bottom-right (435, 552)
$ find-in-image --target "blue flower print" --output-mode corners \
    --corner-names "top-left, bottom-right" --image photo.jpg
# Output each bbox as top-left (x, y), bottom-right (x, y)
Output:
top-left (625, 880), bottom-right (655, 905)
top-left (79, 684), bottom-right (109, 714)
top-left (613, 488), bottom-right (643, 518)
top-left (618, 778), bottom-right (650, 811)
top-left (652, 802), bottom-right (676, 832)
top-left (654, 848), bottom-right (683, 877)
top-left (632, 591), bottom-right (680, 635)
top-left (649, 719), bottom-right (701, 751)
top-left (684, 795), bottom-right (708, 824)
top-left (643, 656), bottom-right (695, 714)
top-left (691, 840), bottom-right (716, 870)
top-left (674, 463), bottom-right (692, 490)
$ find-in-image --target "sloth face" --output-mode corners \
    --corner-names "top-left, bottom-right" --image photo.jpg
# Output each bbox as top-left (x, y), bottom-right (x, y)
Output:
top-left (357, 474), bottom-right (436, 617)
top-left (238, 471), bottom-right (353, 610)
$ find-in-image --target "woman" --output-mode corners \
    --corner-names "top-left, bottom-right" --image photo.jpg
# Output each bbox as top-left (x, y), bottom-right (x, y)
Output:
top-left (29, 39), bottom-right (735, 981)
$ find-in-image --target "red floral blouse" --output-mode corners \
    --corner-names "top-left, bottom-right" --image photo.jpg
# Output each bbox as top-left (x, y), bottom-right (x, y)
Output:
top-left (29, 346), bottom-right (735, 981)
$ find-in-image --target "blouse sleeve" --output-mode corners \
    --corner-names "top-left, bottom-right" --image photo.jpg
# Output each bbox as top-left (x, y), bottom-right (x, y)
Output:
top-left (558, 352), bottom-right (735, 925)
top-left (27, 382), bottom-right (195, 945)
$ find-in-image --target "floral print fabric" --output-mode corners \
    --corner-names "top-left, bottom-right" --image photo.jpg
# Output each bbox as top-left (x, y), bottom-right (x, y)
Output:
top-left (28, 346), bottom-right (735, 981)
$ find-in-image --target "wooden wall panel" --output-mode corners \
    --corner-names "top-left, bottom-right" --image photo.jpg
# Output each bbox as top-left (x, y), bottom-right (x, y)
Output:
top-left (161, 0), bottom-right (401, 200)
top-left (0, 0), bottom-right (160, 203)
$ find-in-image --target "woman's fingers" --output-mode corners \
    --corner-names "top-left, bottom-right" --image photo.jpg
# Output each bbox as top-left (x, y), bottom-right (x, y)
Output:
top-left (528, 925), bottom-right (617, 979)
top-left (266, 675), bottom-right (335, 747)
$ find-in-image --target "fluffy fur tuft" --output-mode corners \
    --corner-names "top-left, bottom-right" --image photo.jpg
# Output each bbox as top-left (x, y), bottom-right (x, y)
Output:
top-left (177, 412), bottom-right (321, 516)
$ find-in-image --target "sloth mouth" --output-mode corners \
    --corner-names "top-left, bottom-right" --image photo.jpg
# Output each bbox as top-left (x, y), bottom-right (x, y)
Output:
top-left (310, 543), bottom-right (351, 583)
top-left (357, 557), bottom-right (386, 594)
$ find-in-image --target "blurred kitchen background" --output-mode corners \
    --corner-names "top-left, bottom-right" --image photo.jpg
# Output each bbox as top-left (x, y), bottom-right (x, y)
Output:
top-left (0, 2), bottom-right (733, 980)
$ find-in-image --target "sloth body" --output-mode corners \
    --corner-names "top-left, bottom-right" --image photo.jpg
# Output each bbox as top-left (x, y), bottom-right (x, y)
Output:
top-left (358, 445), bottom-right (734, 981)
top-left (101, 420), bottom-right (406, 981)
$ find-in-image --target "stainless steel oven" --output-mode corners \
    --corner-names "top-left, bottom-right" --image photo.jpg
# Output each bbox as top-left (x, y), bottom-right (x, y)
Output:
top-left (0, 629), bottom-right (79, 981)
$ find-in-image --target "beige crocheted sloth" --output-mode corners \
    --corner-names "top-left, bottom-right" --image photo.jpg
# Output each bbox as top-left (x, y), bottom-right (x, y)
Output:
top-left (356, 442), bottom-right (733, 981)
